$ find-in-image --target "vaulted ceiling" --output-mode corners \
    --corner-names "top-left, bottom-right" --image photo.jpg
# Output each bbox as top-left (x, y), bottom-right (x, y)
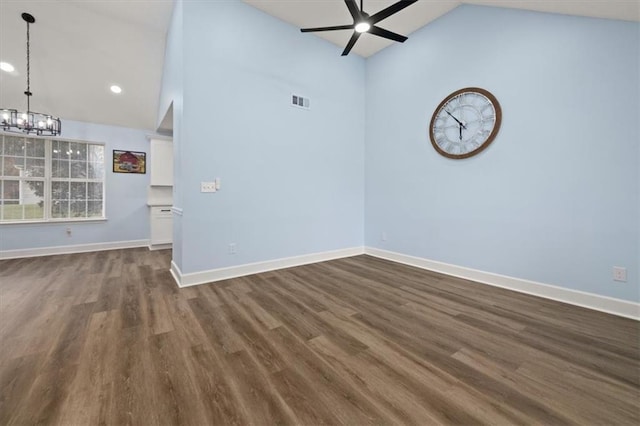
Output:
top-left (0, 0), bottom-right (173, 131)
top-left (1, 1), bottom-right (637, 131)
top-left (244, 0), bottom-right (640, 57)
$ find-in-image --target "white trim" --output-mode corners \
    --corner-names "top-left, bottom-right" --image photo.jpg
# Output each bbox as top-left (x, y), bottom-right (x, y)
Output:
top-left (364, 247), bottom-right (639, 320)
top-left (0, 130), bottom-right (106, 145)
top-left (148, 243), bottom-right (172, 251)
top-left (0, 239), bottom-right (149, 260)
top-left (171, 246), bottom-right (365, 288)
top-left (0, 218), bottom-right (107, 226)
top-left (146, 133), bottom-right (173, 142)
top-left (170, 260), bottom-right (183, 286)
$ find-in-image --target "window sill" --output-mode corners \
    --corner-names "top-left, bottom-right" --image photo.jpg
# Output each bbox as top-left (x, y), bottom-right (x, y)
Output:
top-left (0, 218), bottom-right (107, 226)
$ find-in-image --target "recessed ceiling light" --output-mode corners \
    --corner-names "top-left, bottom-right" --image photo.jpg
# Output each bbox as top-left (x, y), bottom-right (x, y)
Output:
top-left (110, 85), bottom-right (122, 94)
top-left (0, 62), bottom-right (15, 73)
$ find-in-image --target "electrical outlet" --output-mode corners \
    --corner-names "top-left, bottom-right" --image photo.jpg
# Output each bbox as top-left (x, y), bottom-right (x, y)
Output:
top-left (381, 231), bottom-right (387, 242)
top-left (228, 243), bottom-right (237, 255)
top-left (613, 266), bottom-right (627, 282)
top-left (201, 182), bottom-right (216, 193)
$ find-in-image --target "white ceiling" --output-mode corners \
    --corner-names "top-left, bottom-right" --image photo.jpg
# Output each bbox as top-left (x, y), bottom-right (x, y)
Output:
top-left (1, 1), bottom-right (637, 131)
top-left (244, 0), bottom-right (640, 57)
top-left (0, 0), bottom-right (174, 131)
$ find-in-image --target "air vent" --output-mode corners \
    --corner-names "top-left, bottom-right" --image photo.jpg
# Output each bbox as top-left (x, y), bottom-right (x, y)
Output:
top-left (291, 94), bottom-right (310, 110)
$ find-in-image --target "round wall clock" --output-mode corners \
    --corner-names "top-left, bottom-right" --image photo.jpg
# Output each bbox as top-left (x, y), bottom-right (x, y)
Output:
top-left (429, 87), bottom-right (502, 159)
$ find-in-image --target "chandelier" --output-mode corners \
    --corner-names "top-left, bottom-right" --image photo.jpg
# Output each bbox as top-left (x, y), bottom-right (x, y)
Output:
top-left (1, 13), bottom-right (61, 136)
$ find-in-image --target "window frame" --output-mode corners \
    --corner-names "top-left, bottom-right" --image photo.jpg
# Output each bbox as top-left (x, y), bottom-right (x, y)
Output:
top-left (0, 132), bottom-right (107, 224)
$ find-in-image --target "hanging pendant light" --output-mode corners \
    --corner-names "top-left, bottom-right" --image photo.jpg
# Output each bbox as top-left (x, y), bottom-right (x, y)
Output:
top-left (1, 13), bottom-right (61, 136)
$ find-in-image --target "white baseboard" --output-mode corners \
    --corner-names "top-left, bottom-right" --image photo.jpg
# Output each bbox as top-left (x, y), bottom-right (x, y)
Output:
top-left (148, 243), bottom-right (172, 251)
top-left (170, 260), bottom-right (183, 286)
top-left (0, 239), bottom-right (150, 260)
top-left (171, 246), bottom-right (365, 288)
top-left (365, 247), bottom-right (639, 320)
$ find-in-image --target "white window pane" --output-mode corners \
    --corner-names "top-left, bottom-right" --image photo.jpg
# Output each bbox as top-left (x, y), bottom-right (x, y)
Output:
top-left (69, 142), bottom-right (88, 161)
top-left (52, 159), bottom-right (70, 178)
top-left (88, 145), bottom-right (104, 163)
top-left (3, 139), bottom-right (106, 222)
top-left (21, 181), bottom-right (44, 219)
top-left (52, 181), bottom-right (70, 199)
top-left (71, 161), bottom-right (87, 178)
top-left (26, 158), bottom-right (45, 178)
top-left (51, 200), bottom-right (69, 218)
top-left (87, 201), bottom-right (103, 217)
top-left (87, 182), bottom-right (103, 200)
top-left (2, 156), bottom-right (24, 177)
top-left (2, 136), bottom-right (24, 156)
top-left (88, 162), bottom-right (104, 179)
top-left (25, 138), bottom-right (45, 158)
top-left (0, 180), bottom-right (44, 220)
top-left (52, 140), bottom-right (66, 159)
top-left (2, 203), bottom-right (23, 220)
top-left (70, 200), bottom-right (87, 218)
top-left (2, 180), bottom-right (19, 199)
top-left (70, 182), bottom-right (86, 200)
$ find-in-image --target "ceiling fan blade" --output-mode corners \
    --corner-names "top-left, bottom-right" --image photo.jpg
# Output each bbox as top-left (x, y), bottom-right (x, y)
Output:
top-left (369, 0), bottom-right (418, 24)
top-left (301, 24), bottom-right (354, 33)
top-left (368, 25), bottom-right (408, 43)
top-left (341, 31), bottom-right (361, 56)
top-left (344, 0), bottom-right (362, 20)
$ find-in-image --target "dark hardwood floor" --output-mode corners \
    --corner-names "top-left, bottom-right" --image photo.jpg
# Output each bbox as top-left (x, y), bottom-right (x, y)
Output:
top-left (0, 248), bottom-right (638, 425)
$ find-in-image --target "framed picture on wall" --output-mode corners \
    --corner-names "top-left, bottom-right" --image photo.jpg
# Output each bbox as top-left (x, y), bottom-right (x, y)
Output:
top-left (113, 150), bottom-right (146, 174)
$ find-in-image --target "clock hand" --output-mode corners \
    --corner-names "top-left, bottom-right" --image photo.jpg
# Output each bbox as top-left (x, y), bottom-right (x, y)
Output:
top-left (459, 124), bottom-right (463, 141)
top-left (445, 109), bottom-right (467, 129)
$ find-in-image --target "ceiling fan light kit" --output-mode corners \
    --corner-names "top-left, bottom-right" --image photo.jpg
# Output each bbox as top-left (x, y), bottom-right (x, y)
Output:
top-left (1, 13), bottom-right (62, 136)
top-left (301, 0), bottom-right (418, 56)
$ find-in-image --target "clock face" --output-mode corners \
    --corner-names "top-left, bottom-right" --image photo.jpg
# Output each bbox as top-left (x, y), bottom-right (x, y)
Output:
top-left (429, 87), bottom-right (501, 159)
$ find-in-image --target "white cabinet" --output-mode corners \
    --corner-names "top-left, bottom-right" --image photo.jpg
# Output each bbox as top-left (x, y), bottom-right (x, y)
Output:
top-left (150, 206), bottom-right (173, 247)
top-left (150, 138), bottom-right (173, 186)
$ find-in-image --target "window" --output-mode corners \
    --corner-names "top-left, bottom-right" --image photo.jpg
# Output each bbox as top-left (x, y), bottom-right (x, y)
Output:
top-left (0, 134), bottom-right (105, 222)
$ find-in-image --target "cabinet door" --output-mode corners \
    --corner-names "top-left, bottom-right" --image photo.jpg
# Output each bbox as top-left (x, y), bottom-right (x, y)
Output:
top-left (150, 139), bottom-right (173, 186)
top-left (151, 208), bottom-right (173, 244)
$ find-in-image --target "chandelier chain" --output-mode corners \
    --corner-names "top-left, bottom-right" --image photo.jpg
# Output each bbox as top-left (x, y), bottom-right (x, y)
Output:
top-left (1, 12), bottom-right (61, 136)
top-left (26, 17), bottom-right (31, 112)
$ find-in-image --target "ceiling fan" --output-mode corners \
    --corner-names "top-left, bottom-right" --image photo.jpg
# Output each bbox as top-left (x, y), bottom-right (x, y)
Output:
top-left (300, 0), bottom-right (418, 56)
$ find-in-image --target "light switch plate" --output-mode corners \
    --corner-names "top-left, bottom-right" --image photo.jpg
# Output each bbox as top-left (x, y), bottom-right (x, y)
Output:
top-left (201, 182), bottom-right (216, 193)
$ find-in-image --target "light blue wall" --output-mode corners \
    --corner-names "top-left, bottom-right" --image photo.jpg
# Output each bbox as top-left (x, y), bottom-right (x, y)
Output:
top-left (177, 0), bottom-right (365, 274)
top-left (365, 5), bottom-right (639, 302)
top-left (157, 0), bottom-right (184, 270)
top-left (0, 120), bottom-right (151, 251)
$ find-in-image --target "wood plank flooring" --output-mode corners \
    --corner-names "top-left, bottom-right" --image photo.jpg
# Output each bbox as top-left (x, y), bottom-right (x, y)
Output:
top-left (0, 248), bottom-right (638, 425)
